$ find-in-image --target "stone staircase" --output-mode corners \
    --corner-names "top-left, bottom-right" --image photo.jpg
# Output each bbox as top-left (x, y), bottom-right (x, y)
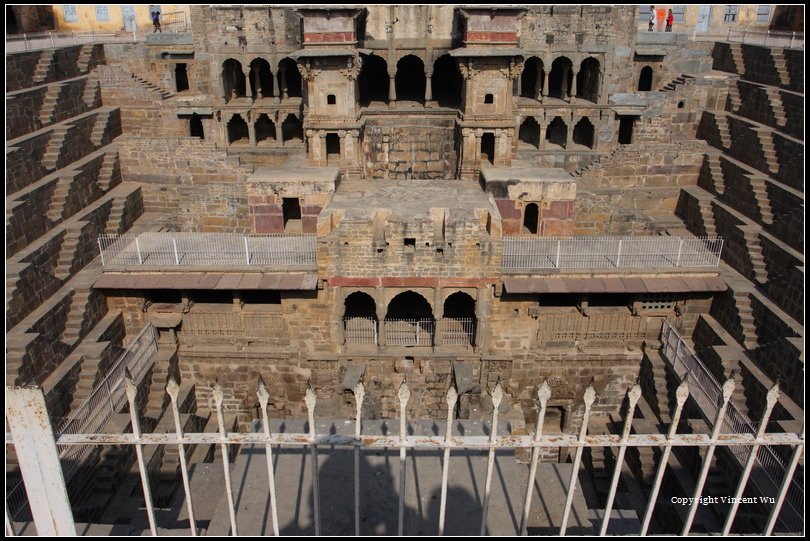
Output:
top-left (729, 43), bottom-right (745, 75)
top-left (661, 74), bottom-right (694, 91)
top-left (97, 151), bottom-right (119, 192)
top-left (104, 197), bottom-right (127, 234)
top-left (573, 146), bottom-right (621, 177)
top-left (769, 48), bottom-right (790, 87)
top-left (748, 176), bottom-right (774, 224)
top-left (47, 174), bottom-right (74, 223)
top-left (739, 226), bottom-right (768, 285)
top-left (715, 114), bottom-right (732, 150)
top-left (731, 288), bottom-right (759, 350)
top-left (700, 153), bottom-right (725, 195)
top-left (762, 86), bottom-right (787, 128)
top-left (131, 72), bottom-right (174, 100)
top-left (38, 83), bottom-right (63, 126)
top-left (54, 223), bottom-right (82, 280)
top-left (42, 125), bottom-right (71, 170)
top-left (60, 288), bottom-right (92, 345)
top-left (77, 44), bottom-right (94, 72)
top-left (32, 50), bottom-right (54, 85)
top-left (756, 129), bottom-right (780, 175)
top-left (726, 82), bottom-right (742, 113)
top-left (90, 109), bottom-right (112, 147)
top-left (82, 75), bottom-right (100, 108)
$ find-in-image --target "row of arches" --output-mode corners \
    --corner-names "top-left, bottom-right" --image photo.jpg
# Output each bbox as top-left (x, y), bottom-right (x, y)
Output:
top-left (221, 57), bottom-right (302, 102)
top-left (518, 116), bottom-right (596, 149)
top-left (225, 113), bottom-right (303, 146)
top-left (520, 56), bottom-right (602, 103)
top-left (357, 53), bottom-right (463, 106)
top-left (343, 291), bottom-right (476, 347)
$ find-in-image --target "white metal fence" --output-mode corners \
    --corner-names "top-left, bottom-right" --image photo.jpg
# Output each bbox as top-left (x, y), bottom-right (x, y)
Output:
top-left (98, 233), bottom-right (317, 268)
top-left (384, 319), bottom-right (435, 347)
top-left (660, 321), bottom-right (804, 532)
top-left (344, 317), bottom-right (378, 345)
top-left (438, 318), bottom-right (476, 347)
top-left (5, 375), bottom-right (803, 536)
top-left (502, 236), bottom-right (723, 270)
top-left (5, 324), bottom-right (158, 522)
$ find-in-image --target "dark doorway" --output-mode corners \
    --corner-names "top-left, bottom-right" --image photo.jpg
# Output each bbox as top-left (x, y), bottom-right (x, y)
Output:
top-left (577, 57), bottom-right (600, 103)
top-left (638, 66), bottom-right (653, 91)
top-left (546, 117), bottom-right (567, 148)
top-left (7, 6), bottom-right (19, 34)
top-left (442, 291), bottom-right (477, 346)
top-left (386, 291), bottom-right (433, 320)
top-left (326, 133), bottom-right (341, 164)
top-left (432, 54), bottom-right (462, 107)
top-left (222, 58), bottom-right (246, 100)
top-left (227, 115), bottom-right (249, 144)
top-left (255, 113), bottom-right (276, 144)
top-left (250, 58), bottom-right (274, 98)
top-left (282, 198), bottom-right (301, 231)
top-left (548, 57), bottom-right (573, 99)
top-left (521, 57), bottom-right (543, 99)
top-left (281, 114), bottom-right (303, 144)
top-left (480, 133), bottom-right (495, 165)
top-left (523, 203), bottom-right (539, 234)
top-left (344, 291), bottom-right (377, 318)
top-left (395, 55), bottom-right (426, 103)
top-left (189, 113), bottom-right (204, 139)
top-left (573, 117), bottom-right (595, 148)
top-left (618, 115), bottom-right (637, 145)
top-left (519, 117), bottom-right (540, 148)
top-left (358, 54), bottom-right (388, 105)
top-left (175, 63), bottom-right (189, 92)
top-left (278, 58), bottom-right (302, 98)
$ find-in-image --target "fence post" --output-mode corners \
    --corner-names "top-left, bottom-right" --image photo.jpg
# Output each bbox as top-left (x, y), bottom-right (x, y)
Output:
top-left (214, 382), bottom-right (238, 535)
top-left (172, 238), bottom-right (180, 265)
top-left (243, 236), bottom-right (250, 264)
top-left (305, 383), bottom-right (321, 536)
top-left (676, 239), bottom-right (683, 267)
top-left (256, 376), bottom-right (280, 536)
top-left (560, 383), bottom-right (596, 535)
top-left (124, 371), bottom-right (158, 536)
top-left (616, 239), bottom-right (623, 267)
top-left (73, 32), bottom-right (77, 45)
top-left (166, 377), bottom-right (198, 536)
top-left (136, 237), bottom-right (143, 264)
top-left (520, 380), bottom-right (551, 535)
top-left (438, 385), bottom-right (458, 536)
top-left (49, 31), bottom-right (55, 48)
top-left (790, 31), bottom-right (795, 48)
top-left (6, 387), bottom-right (76, 536)
top-left (480, 382), bottom-right (503, 535)
top-left (23, 34), bottom-right (29, 51)
top-left (555, 240), bottom-right (561, 268)
top-left (353, 383), bottom-right (365, 536)
top-left (98, 237), bottom-right (106, 266)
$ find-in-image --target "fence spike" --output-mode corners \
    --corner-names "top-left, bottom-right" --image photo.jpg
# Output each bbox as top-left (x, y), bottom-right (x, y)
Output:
top-left (212, 380), bottom-right (224, 407)
top-left (537, 379), bottom-right (551, 404)
top-left (398, 379), bottom-right (411, 405)
top-left (353, 382), bottom-right (365, 408)
top-left (124, 368), bottom-right (137, 401)
top-left (446, 384), bottom-right (458, 406)
top-left (305, 381), bottom-right (317, 412)
top-left (256, 374), bottom-right (270, 407)
top-left (583, 380), bottom-right (597, 406)
top-left (166, 376), bottom-right (180, 399)
top-left (490, 381), bottom-right (504, 408)
top-left (675, 377), bottom-right (690, 404)
top-left (721, 375), bottom-right (736, 401)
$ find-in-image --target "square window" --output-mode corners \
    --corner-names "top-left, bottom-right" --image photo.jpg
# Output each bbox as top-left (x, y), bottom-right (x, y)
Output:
top-left (95, 5), bottom-right (109, 21)
top-left (672, 5), bottom-right (686, 23)
top-left (723, 5), bottom-right (739, 23)
top-left (484, 93), bottom-right (494, 104)
top-left (756, 5), bottom-right (771, 23)
top-left (63, 5), bottom-right (78, 22)
top-left (404, 238), bottom-right (416, 247)
top-left (327, 94), bottom-right (336, 105)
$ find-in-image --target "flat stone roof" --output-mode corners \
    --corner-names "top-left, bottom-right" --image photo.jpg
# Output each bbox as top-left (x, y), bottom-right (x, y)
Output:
top-left (322, 179), bottom-right (498, 222)
top-left (481, 165), bottom-right (576, 200)
top-left (249, 160), bottom-right (340, 184)
top-left (481, 165), bottom-right (573, 184)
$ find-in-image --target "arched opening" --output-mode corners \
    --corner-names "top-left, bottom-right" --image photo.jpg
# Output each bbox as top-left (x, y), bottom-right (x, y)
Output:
top-left (572, 117), bottom-right (595, 149)
top-left (189, 113), bottom-right (204, 139)
top-left (226, 114), bottom-right (249, 145)
top-left (521, 57), bottom-right (544, 99)
top-left (358, 54), bottom-right (388, 105)
top-left (7, 6), bottom-right (19, 34)
top-left (385, 291), bottom-right (434, 346)
top-left (577, 57), bottom-right (600, 103)
top-left (395, 55), bottom-right (426, 103)
top-left (278, 58), bottom-right (302, 98)
top-left (175, 63), bottom-right (189, 92)
top-left (432, 54), bottom-right (462, 107)
top-left (442, 292), bottom-right (476, 347)
top-left (523, 203), bottom-right (539, 234)
top-left (638, 66), bottom-right (653, 91)
top-left (546, 117), bottom-right (567, 148)
top-left (281, 114), bottom-right (303, 145)
top-left (222, 58), bottom-right (246, 101)
top-left (255, 113), bottom-right (276, 144)
top-left (548, 57), bottom-right (573, 100)
top-left (344, 291), bottom-right (378, 345)
top-left (326, 133), bottom-right (341, 165)
top-left (480, 133), bottom-right (495, 165)
top-left (249, 58), bottom-right (274, 98)
top-left (519, 117), bottom-right (541, 149)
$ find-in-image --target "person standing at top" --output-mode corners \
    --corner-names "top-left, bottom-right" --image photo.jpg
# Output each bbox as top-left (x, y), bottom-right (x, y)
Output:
top-left (648, 6), bottom-right (655, 31)
top-left (666, 9), bottom-right (674, 32)
top-left (152, 10), bottom-right (161, 33)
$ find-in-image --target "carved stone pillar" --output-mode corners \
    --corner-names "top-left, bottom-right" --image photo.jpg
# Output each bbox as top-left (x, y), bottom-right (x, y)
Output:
top-left (244, 69), bottom-right (253, 99)
top-left (318, 133), bottom-right (326, 166)
top-left (534, 71), bottom-right (542, 100)
top-left (375, 287), bottom-right (387, 347)
top-left (474, 130), bottom-right (483, 163)
top-left (567, 117), bottom-right (575, 148)
top-left (425, 71), bottom-right (433, 102)
top-left (388, 72), bottom-right (397, 105)
top-left (571, 70), bottom-right (579, 101)
top-left (539, 123), bottom-right (547, 149)
top-left (247, 113), bottom-right (256, 145)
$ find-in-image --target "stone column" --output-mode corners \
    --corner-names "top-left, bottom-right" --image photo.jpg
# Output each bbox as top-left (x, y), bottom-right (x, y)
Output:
top-left (218, 73), bottom-right (226, 101)
top-left (388, 71), bottom-right (397, 106)
top-left (335, 287), bottom-right (345, 347)
top-left (474, 129), bottom-right (483, 164)
top-left (317, 133), bottom-right (326, 166)
top-left (495, 129), bottom-right (507, 166)
top-left (338, 130), bottom-right (346, 166)
top-left (375, 287), bottom-right (387, 347)
top-left (597, 70), bottom-right (605, 103)
top-left (305, 129), bottom-right (314, 162)
top-left (567, 117), bottom-right (575, 148)
top-left (542, 70), bottom-right (549, 101)
top-left (571, 70), bottom-right (579, 101)
top-left (244, 68), bottom-right (253, 99)
top-left (434, 288), bottom-right (444, 346)
top-left (475, 287), bottom-right (489, 351)
top-left (247, 113), bottom-right (256, 145)
top-left (539, 122), bottom-right (547, 149)
top-left (424, 71), bottom-right (433, 103)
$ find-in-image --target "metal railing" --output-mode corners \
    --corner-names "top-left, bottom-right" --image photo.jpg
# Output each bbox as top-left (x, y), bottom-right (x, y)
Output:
top-left (98, 233), bottom-right (317, 269)
top-left (636, 25), bottom-right (804, 48)
top-left (5, 30), bottom-right (144, 53)
top-left (5, 375), bottom-right (803, 536)
top-left (5, 324), bottom-right (158, 520)
top-left (660, 321), bottom-right (804, 532)
top-left (502, 236), bottom-right (723, 270)
top-left (344, 317), bottom-right (378, 345)
top-left (384, 319), bottom-right (435, 347)
top-left (438, 318), bottom-right (476, 347)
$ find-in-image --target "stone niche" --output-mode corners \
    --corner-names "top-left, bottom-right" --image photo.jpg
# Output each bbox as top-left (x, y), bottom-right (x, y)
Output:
top-left (296, 7), bottom-right (363, 46)
top-left (459, 7), bottom-right (526, 45)
top-left (481, 165), bottom-right (577, 236)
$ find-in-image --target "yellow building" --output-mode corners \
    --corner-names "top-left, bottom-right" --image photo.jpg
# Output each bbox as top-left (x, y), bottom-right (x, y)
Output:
top-left (52, 4), bottom-right (190, 33)
top-left (637, 4), bottom-right (780, 33)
